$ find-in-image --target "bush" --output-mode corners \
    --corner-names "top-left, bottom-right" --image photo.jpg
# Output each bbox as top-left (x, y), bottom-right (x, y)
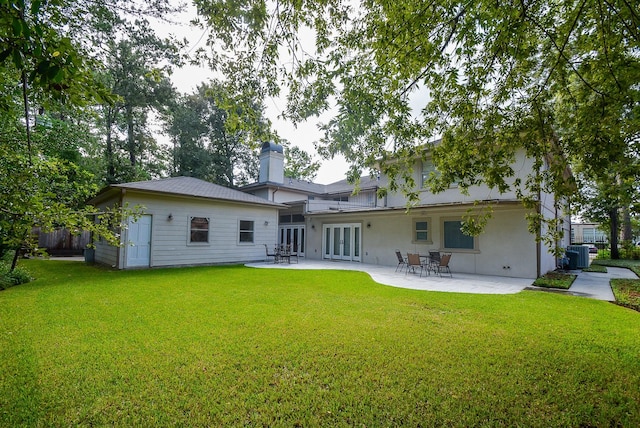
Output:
top-left (0, 261), bottom-right (33, 290)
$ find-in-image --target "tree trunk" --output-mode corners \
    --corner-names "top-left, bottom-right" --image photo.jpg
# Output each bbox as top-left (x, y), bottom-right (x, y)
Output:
top-left (622, 208), bottom-right (632, 241)
top-left (10, 248), bottom-right (20, 272)
top-left (610, 207), bottom-right (620, 259)
top-left (126, 104), bottom-right (136, 167)
top-left (105, 107), bottom-right (116, 183)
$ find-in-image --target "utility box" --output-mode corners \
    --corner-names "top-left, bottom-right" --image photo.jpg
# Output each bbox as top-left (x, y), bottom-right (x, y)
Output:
top-left (566, 251), bottom-right (579, 270)
top-left (567, 245), bottom-right (589, 268)
top-left (83, 248), bottom-right (95, 263)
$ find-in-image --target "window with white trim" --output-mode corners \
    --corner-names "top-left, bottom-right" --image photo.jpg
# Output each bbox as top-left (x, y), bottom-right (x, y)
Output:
top-left (189, 217), bottom-right (209, 243)
top-left (239, 220), bottom-right (255, 243)
top-left (413, 218), bottom-right (431, 243)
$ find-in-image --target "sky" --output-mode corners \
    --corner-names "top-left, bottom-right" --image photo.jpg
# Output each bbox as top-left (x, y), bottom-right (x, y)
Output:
top-left (157, 9), bottom-right (350, 185)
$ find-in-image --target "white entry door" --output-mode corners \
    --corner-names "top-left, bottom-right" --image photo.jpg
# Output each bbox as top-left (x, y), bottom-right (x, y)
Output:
top-left (323, 223), bottom-right (361, 262)
top-left (126, 215), bottom-right (152, 267)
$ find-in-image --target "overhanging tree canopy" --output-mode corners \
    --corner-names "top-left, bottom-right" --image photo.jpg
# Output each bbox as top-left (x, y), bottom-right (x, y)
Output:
top-left (196, 0), bottom-right (640, 249)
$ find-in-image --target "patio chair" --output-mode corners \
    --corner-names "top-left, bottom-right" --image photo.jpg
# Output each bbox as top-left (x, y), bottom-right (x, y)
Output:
top-left (278, 244), bottom-right (291, 264)
top-left (264, 244), bottom-right (278, 263)
top-left (428, 251), bottom-right (441, 274)
top-left (395, 250), bottom-right (407, 272)
top-left (289, 244), bottom-right (299, 263)
top-left (406, 253), bottom-right (427, 277)
top-left (437, 253), bottom-right (452, 277)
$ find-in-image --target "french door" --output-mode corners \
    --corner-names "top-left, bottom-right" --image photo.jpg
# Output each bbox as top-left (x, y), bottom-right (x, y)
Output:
top-left (279, 225), bottom-right (305, 257)
top-left (323, 223), bottom-right (361, 262)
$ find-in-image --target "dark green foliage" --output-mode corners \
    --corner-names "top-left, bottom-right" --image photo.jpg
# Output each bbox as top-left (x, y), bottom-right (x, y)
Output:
top-left (0, 260), bottom-right (32, 289)
top-left (196, 0), bottom-right (640, 252)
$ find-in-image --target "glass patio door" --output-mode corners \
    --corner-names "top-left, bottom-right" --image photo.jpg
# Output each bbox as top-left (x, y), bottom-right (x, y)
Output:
top-left (279, 225), bottom-right (305, 257)
top-left (323, 223), bottom-right (361, 262)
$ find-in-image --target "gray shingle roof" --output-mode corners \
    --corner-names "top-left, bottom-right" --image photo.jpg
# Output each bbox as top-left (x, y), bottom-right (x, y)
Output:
top-left (241, 174), bottom-right (387, 196)
top-left (111, 176), bottom-right (284, 207)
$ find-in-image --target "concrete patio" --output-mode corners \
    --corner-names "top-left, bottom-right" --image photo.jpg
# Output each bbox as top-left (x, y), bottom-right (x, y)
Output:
top-left (246, 259), bottom-right (638, 300)
top-left (246, 259), bottom-right (535, 295)
top-left (47, 256), bottom-right (636, 301)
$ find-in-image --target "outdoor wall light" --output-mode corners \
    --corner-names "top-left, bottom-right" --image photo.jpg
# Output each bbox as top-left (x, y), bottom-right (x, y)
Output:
top-left (167, 213), bottom-right (173, 221)
top-left (311, 224), bottom-right (315, 229)
top-left (264, 220), bottom-right (269, 226)
top-left (367, 222), bottom-right (371, 229)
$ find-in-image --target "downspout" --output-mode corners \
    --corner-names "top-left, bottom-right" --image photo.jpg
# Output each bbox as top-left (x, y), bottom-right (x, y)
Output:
top-left (536, 190), bottom-right (541, 278)
top-left (272, 187), bottom-right (280, 245)
top-left (117, 188), bottom-right (125, 269)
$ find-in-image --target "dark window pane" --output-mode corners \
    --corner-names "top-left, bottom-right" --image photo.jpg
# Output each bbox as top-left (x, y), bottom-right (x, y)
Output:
top-left (191, 230), bottom-right (208, 243)
top-left (239, 232), bottom-right (253, 242)
top-left (190, 217), bottom-right (209, 243)
top-left (444, 221), bottom-right (474, 249)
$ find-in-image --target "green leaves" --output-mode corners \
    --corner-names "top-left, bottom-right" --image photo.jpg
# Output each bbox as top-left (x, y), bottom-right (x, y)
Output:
top-left (196, 0), bottom-right (639, 249)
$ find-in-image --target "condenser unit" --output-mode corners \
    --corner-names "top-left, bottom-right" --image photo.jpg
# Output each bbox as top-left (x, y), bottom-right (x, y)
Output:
top-left (567, 245), bottom-right (590, 269)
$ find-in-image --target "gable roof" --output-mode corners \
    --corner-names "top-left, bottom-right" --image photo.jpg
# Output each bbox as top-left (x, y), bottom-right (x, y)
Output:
top-left (90, 176), bottom-right (285, 208)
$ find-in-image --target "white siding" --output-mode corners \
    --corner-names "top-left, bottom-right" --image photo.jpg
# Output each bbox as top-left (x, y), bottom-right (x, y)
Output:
top-left (93, 192), bottom-right (279, 269)
top-left (93, 200), bottom-right (120, 267)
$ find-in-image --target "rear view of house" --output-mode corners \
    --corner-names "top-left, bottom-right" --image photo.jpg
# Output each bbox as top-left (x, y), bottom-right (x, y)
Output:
top-left (242, 142), bottom-right (570, 279)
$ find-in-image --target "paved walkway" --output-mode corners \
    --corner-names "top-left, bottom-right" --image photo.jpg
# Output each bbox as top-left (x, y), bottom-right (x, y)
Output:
top-left (561, 267), bottom-right (638, 301)
top-left (247, 259), bottom-right (639, 300)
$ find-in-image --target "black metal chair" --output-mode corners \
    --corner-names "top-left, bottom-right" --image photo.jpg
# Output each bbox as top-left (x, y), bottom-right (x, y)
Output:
top-left (428, 251), bottom-right (441, 274)
top-left (395, 250), bottom-right (407, 272)
top-left (278, 244), bottom-right (291, 264)
top-left (264, 244), bottom-right (278, 263)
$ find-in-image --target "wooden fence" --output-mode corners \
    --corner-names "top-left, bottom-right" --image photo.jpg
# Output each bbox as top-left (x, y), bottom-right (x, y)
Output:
top-left (33, 227), bottom-right (91, 256)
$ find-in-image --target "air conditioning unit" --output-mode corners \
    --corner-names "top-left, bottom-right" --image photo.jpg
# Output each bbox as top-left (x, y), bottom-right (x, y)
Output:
top-left (567, 245), bottom-right (589, 268)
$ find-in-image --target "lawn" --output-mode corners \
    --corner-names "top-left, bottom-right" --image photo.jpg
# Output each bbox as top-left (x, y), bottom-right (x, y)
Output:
top-left (1, 260), bottom-right (639, 426)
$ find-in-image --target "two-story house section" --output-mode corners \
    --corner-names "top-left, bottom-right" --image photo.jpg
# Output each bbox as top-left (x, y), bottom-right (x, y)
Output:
top-left (242, 141), bottom-right (570, 279)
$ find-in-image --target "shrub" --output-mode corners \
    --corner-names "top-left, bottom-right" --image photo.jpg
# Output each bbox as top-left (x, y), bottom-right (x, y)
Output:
top-left (0, 262), bottom-right (33, 290)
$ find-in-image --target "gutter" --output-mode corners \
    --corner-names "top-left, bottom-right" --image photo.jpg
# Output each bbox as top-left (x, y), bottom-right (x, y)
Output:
top-left (117, 188), bottom-right (124, 270)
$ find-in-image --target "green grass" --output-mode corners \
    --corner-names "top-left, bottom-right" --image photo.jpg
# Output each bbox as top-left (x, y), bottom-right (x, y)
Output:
top-left (583, 264), bottom-right (608, 273)
top-left (611, 279), bottom-right (640, 312)
top-left (1, 260), bottom-right (639, 426)
top-left (532, 271), bottom-right (576, 289)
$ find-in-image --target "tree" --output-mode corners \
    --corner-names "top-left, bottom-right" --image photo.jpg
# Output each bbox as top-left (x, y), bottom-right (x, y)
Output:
top-left (195, 0), bottom-right (640, 253)
top-left (0, 0), bottom-right (174, 271)
top-left (284, 145), bottom-right (320, 181)
top-left (166, 81), bottom-right (273, 186)
top-left (99, 30), bottom-right (183, 184)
